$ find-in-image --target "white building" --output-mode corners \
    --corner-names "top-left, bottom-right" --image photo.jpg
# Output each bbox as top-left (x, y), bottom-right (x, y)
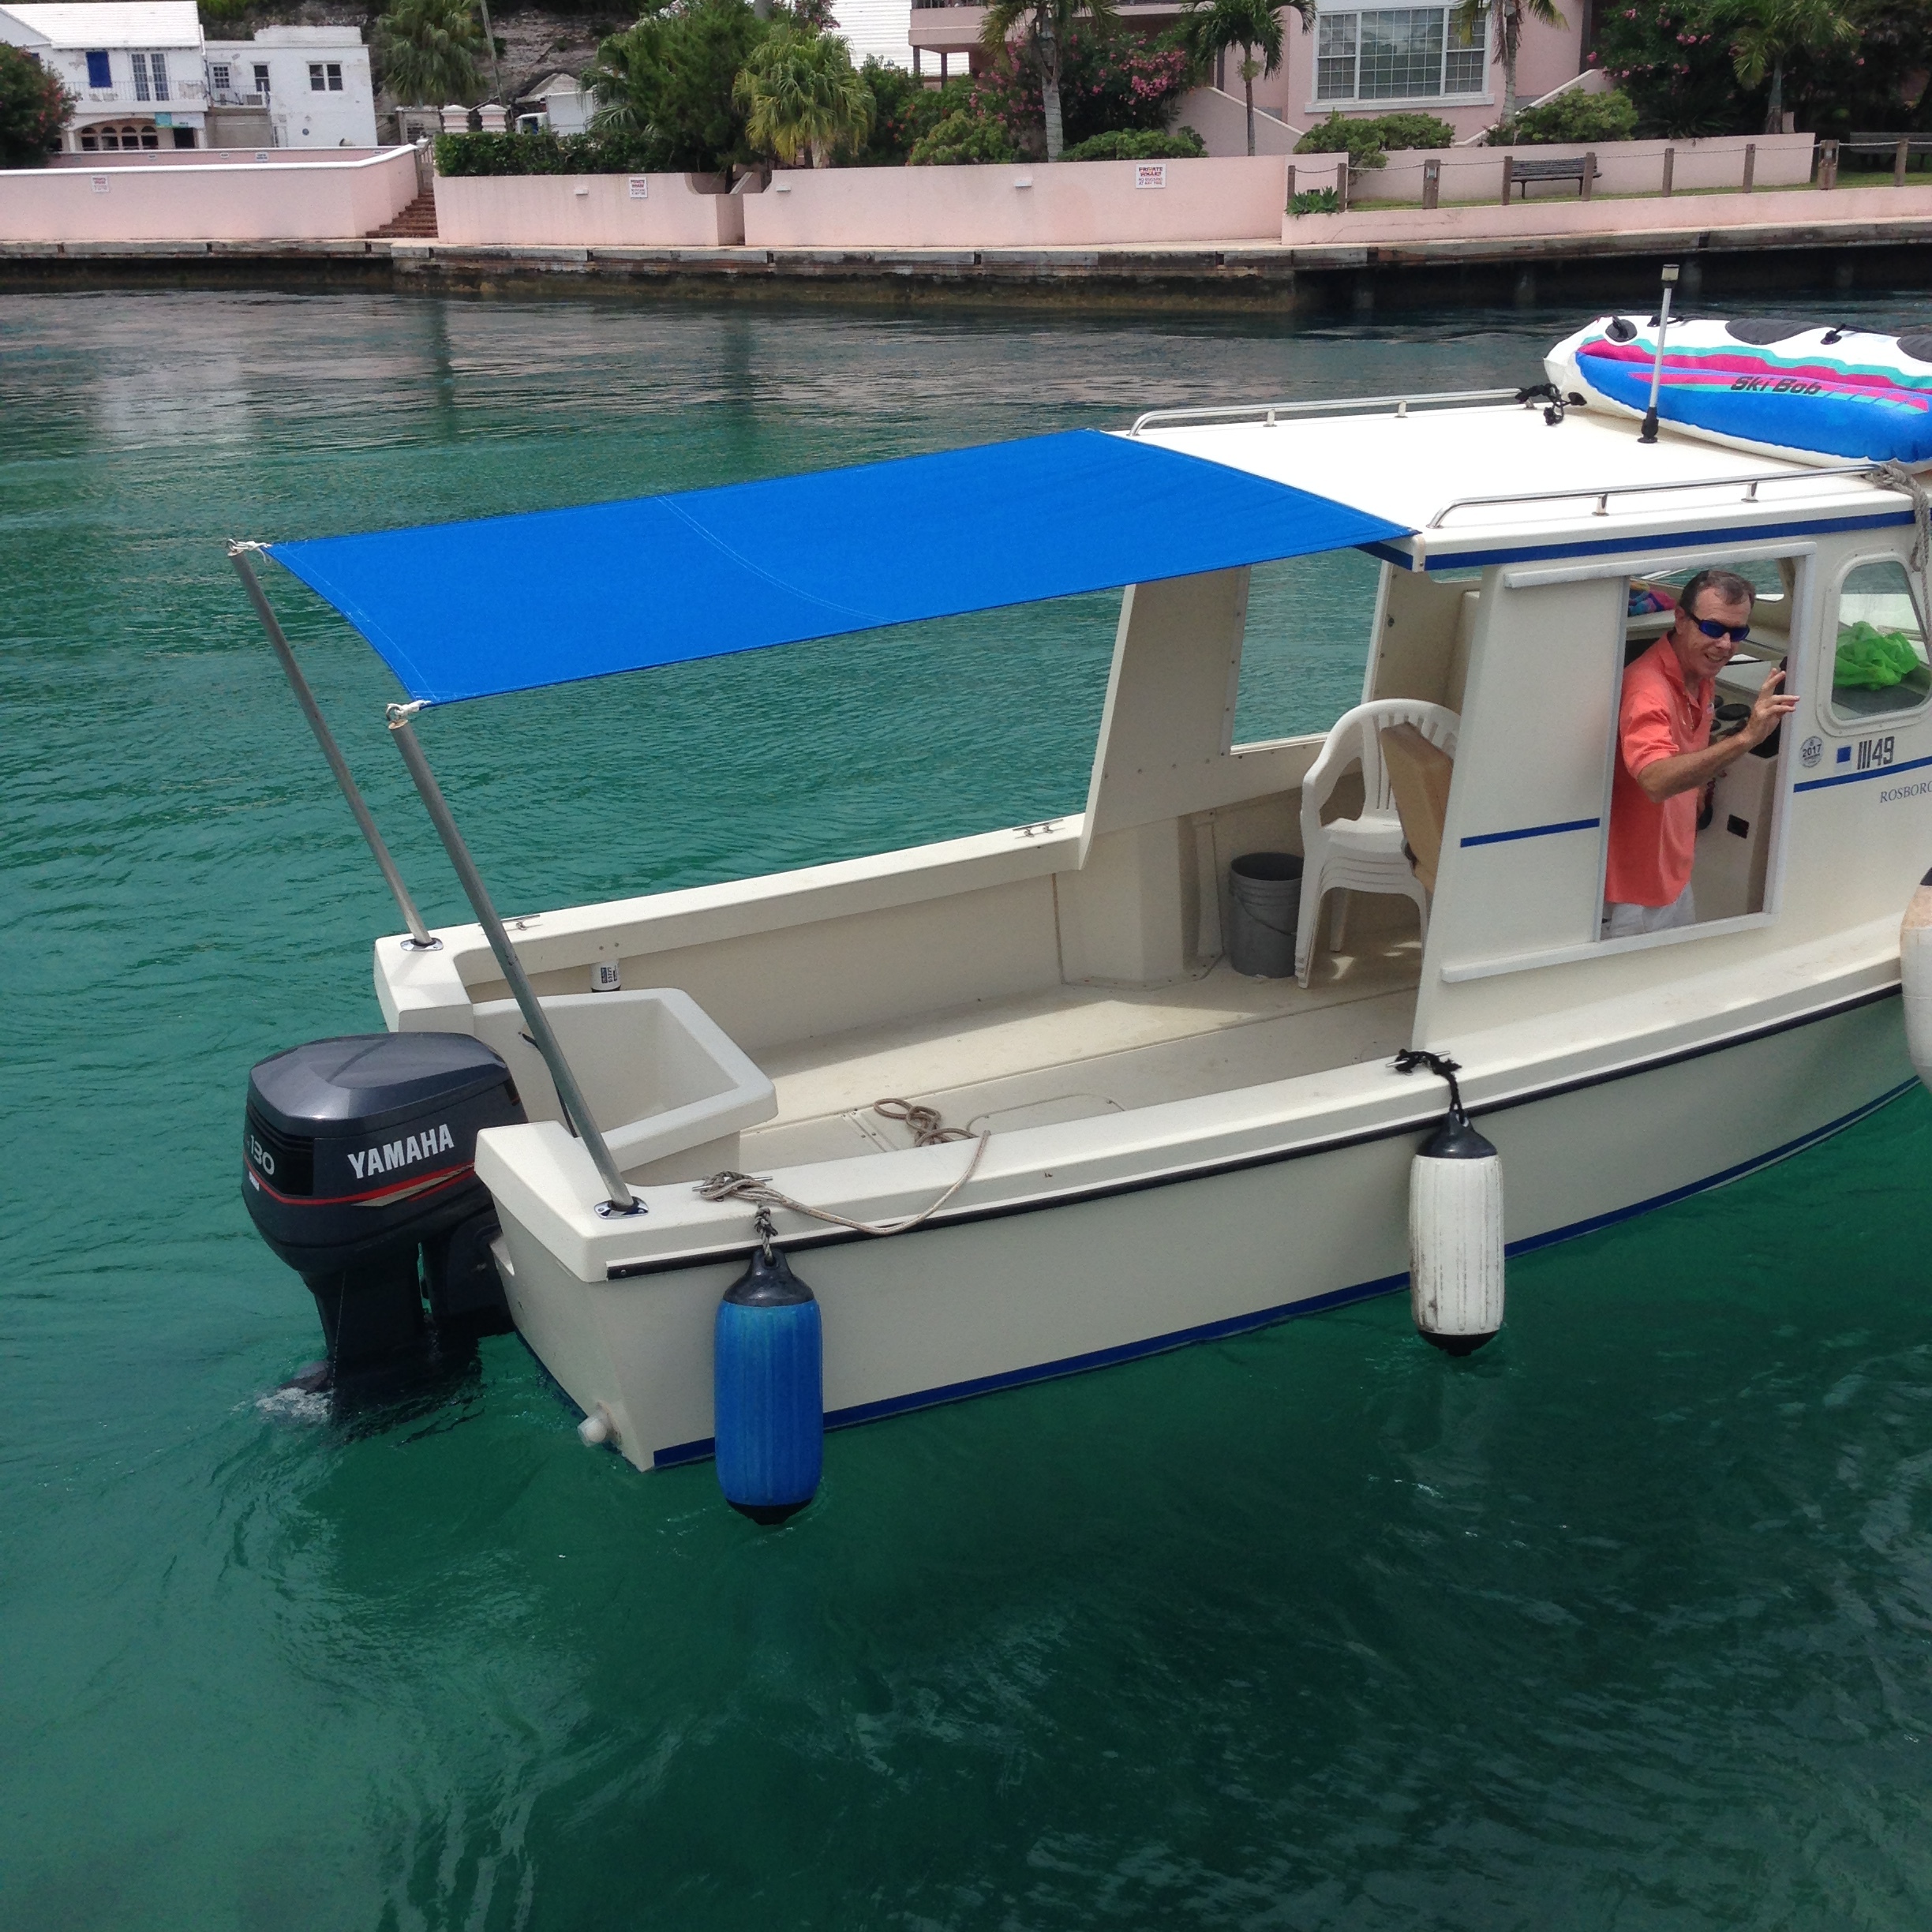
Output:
top-left (831, 0), bottom-right (910, 72)
top-left (518, 72), bottom-right (594, 137)
top-left (0, 3), bottom-right (377, 152)
top-left (0, 1), bottom-right (208, 152)
top-left (202, 25), bottom-right (376, 149)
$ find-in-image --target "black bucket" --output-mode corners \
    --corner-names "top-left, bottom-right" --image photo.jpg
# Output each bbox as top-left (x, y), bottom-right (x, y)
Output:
top-left (1228, 852), bottom-right (1304, 977)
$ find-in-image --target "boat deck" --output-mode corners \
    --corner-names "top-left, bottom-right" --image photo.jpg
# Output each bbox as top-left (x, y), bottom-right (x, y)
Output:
top-left (739, 930), bottom-right (1423, 1167)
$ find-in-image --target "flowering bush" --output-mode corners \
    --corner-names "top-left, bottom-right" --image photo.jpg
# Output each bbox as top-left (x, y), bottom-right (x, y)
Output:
top-left (977, 29), bottom-right (1196, 155)
top-left (1593, 2), bottom-right (1759, 137)
top-left (0, 42), bottom-right (70, 163)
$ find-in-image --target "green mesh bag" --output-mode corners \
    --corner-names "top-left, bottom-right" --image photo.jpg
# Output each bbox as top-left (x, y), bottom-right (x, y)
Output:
top-left (1835, 622), bottom-right (1924, 690)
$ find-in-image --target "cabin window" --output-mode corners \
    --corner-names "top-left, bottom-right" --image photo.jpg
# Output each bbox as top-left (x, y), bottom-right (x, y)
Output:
top-left (1233, 549), bottom-right (1383, 745)
top-left (1826, 556), bottom-right (1930, 728)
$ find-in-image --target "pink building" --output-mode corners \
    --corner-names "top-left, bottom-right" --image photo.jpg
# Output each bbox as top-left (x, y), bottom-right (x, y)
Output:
top-left (908, 1), bottom-right (1589, 147)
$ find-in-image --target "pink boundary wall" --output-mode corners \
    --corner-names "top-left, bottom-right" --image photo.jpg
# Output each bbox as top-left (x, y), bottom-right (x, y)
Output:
top-left (0, 149), bottom-right (419, 242)
top-left (1280, 178), bottom-right (1932, 246)
top-left (47, 148), bottom-right (396, 169)
top-left (1299, 133), bottom-right (1818, 206)
top-left (742, 158), bottom-right (1291, 249)
top-left (432, 174), bottom-right (745, 248)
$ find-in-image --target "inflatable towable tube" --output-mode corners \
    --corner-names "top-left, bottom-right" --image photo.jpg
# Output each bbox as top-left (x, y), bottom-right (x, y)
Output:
top-left (1547, 316), bottom-right (1932, 468)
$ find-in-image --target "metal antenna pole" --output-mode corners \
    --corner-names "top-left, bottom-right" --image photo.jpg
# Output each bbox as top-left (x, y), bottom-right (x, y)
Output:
top-left (229, 543), bottom-right (439, 951)
top-left (386, 703), bottom-right (642, 1218)
top-left (1639, 262), bottom-right (1680, 446)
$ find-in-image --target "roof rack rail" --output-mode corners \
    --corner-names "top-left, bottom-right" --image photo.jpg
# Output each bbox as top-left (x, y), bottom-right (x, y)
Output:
top-left (1427, 462), bottom-right (1888, 530)
top-left (1129, 388), bottom-right (1522, 436)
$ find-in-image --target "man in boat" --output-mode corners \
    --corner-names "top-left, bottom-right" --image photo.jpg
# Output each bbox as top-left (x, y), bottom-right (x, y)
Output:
top-left (1602, 567), bottom-right (1798, 939)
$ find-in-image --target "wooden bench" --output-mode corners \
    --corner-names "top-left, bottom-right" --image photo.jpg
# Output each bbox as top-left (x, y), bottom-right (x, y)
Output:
top-left (1500, 152), bottom-right (1596, 203)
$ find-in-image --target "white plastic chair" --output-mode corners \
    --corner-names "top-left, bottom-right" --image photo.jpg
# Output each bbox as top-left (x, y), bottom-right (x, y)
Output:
top-left (1296, 699), bottom-right (1460, 985)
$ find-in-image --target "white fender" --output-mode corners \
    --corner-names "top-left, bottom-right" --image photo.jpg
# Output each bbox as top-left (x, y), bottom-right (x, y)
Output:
top-left (1409, 1111), bottom-right (1504, 1355)
top-left (1901, 869), bottom-right (1932, 1091)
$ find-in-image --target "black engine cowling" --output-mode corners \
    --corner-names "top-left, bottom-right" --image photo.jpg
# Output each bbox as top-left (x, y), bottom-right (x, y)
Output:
top-left (243, 1033), bottom-right (526, 1377)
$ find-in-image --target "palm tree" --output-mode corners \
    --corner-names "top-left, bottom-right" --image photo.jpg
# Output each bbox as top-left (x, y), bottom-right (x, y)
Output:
top-left (1179, 0), bottom-right (1308, 157)
top-left (978, 0), bottom-right (1121, 162)
top-left (1454, 0), bottom-right (1567, 125)
top-left (735, 28), bottom-right (872, 167)
top-left (1714, 0), bottom-right (1860, 133)
top-left (375, 0), bottom-right (486, 107)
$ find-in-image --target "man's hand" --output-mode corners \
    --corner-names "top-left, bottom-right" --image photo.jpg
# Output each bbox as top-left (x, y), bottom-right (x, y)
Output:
top-left (1740, 666), bottom-right (1799, 748)
top-left (1634, 663), bottom-right (1801, 803)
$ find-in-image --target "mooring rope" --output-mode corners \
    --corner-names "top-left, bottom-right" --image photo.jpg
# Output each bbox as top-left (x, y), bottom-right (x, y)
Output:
top-left (697, 1099), bottom-right (990, 1239)
top-left (1872, 459), bottom-right (1932, 621)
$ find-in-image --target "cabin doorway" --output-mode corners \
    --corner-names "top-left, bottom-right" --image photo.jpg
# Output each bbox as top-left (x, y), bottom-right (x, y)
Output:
top-left (1603, 552), bottom-right (1807, 939)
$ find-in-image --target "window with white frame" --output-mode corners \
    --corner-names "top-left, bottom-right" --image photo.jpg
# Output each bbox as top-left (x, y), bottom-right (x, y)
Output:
top-left (209, 62), bottom-right (231, 91)
top-left (151, 52), bottom-right (169, 100)
top-left (253, 62), bottom-right (271, 96)
top-left (1316, 6), bottom-right (1488, 101)
top-left (131, 51), bottom-right (151, 100)
top-left (309, 62), bottom-right (343, 91)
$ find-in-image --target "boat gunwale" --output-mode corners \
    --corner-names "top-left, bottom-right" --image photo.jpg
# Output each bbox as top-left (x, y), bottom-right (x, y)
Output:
top-left (595, 973), bottom-right (1903, 1279)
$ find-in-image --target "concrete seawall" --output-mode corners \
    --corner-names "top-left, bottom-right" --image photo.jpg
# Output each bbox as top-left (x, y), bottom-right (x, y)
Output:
top-left (5, 207), bottom-right (1930, 312)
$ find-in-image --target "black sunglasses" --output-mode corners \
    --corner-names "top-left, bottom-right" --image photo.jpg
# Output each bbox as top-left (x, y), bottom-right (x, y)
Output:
top-left (1690, 616), bottom-right (1751, 644)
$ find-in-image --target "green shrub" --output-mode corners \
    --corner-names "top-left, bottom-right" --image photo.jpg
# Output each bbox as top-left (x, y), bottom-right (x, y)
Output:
top-left (1361, 110), bottom-right (1455, 151)
top-left (1060, 126), bottom-right (1205, 161)
top-left (1288, 185), bottom-right (1340, 213)
top-left (852, 56), bottom-right (929, 164)
top-left (433, 129), bottom-right (672, 175)
top-left (1486, 88), bottom-right (1638, 147)
top-left (1294, 110), bottom-right (1385, 170)
top-left (908, 108), bottom-right (1017, 166)
top-left (1294, 109), bottom-right (1457, 169)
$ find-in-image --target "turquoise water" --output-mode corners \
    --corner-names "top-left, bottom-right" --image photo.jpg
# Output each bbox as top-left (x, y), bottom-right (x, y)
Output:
top-left (6, 287), bottom-right (1932, 1930)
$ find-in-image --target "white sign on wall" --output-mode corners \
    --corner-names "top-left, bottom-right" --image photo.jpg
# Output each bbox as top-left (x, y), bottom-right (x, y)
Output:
top-left (1134, 163), bottom-right (1167, 190)
top-left (90, 176), bottom-right (108, 193)
top-left (627, 177), bottom-right (650, 199)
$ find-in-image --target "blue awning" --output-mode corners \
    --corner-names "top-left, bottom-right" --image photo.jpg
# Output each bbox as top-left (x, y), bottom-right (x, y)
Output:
top-left (266, 429), bottom-right (1410, 706)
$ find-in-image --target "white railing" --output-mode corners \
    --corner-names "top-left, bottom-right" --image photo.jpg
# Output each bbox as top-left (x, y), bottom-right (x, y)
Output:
top-left (1129, 388), bottom-right (1521, 435)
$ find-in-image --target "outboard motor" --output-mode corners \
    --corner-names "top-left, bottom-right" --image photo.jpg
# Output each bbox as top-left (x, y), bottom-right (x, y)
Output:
top-left (242, 1033), bottom-right (526, 1381)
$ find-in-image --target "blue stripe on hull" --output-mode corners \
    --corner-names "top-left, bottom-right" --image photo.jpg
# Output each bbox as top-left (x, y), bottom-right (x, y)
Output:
top-left (650, 1073), bottom-right (1919, 1468)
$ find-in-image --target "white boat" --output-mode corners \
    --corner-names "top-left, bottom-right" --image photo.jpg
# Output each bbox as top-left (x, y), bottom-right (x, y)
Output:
top-left (233, 372), bottom-right (1932, 1490)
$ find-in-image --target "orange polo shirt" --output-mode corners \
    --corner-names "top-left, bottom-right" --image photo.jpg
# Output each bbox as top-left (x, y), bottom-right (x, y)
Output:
top-left (1604, 637), bottom-right (1712, 908)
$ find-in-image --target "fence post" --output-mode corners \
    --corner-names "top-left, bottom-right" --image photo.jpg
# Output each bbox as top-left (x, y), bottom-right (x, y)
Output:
top-left (1337, 155), bottom-right (1349, 213)
top-left (1582, 150), bottom-right (1596, 200)
top-left (1423, 156), bottom-right (1440, 210)
top-left (1285, 163), bottom-right (1296, 213)
top-left (1661, 145), bottom-right (1674, 196)
top-left (1897, 137), bottom-right (1911, 186)
top-left (1743, 142), bottom-right (1756, 193)
top-left (1500, 153), bottom-right (1514, 205)
top-left (1818, 139), bottom-right (1839, 189)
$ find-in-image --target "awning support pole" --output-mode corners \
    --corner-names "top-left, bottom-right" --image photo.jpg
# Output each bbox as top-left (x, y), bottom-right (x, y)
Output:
top-left (229, 542), bottom-right (439, 952)
top-left (385, 702), bottom-right (642, 1219)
